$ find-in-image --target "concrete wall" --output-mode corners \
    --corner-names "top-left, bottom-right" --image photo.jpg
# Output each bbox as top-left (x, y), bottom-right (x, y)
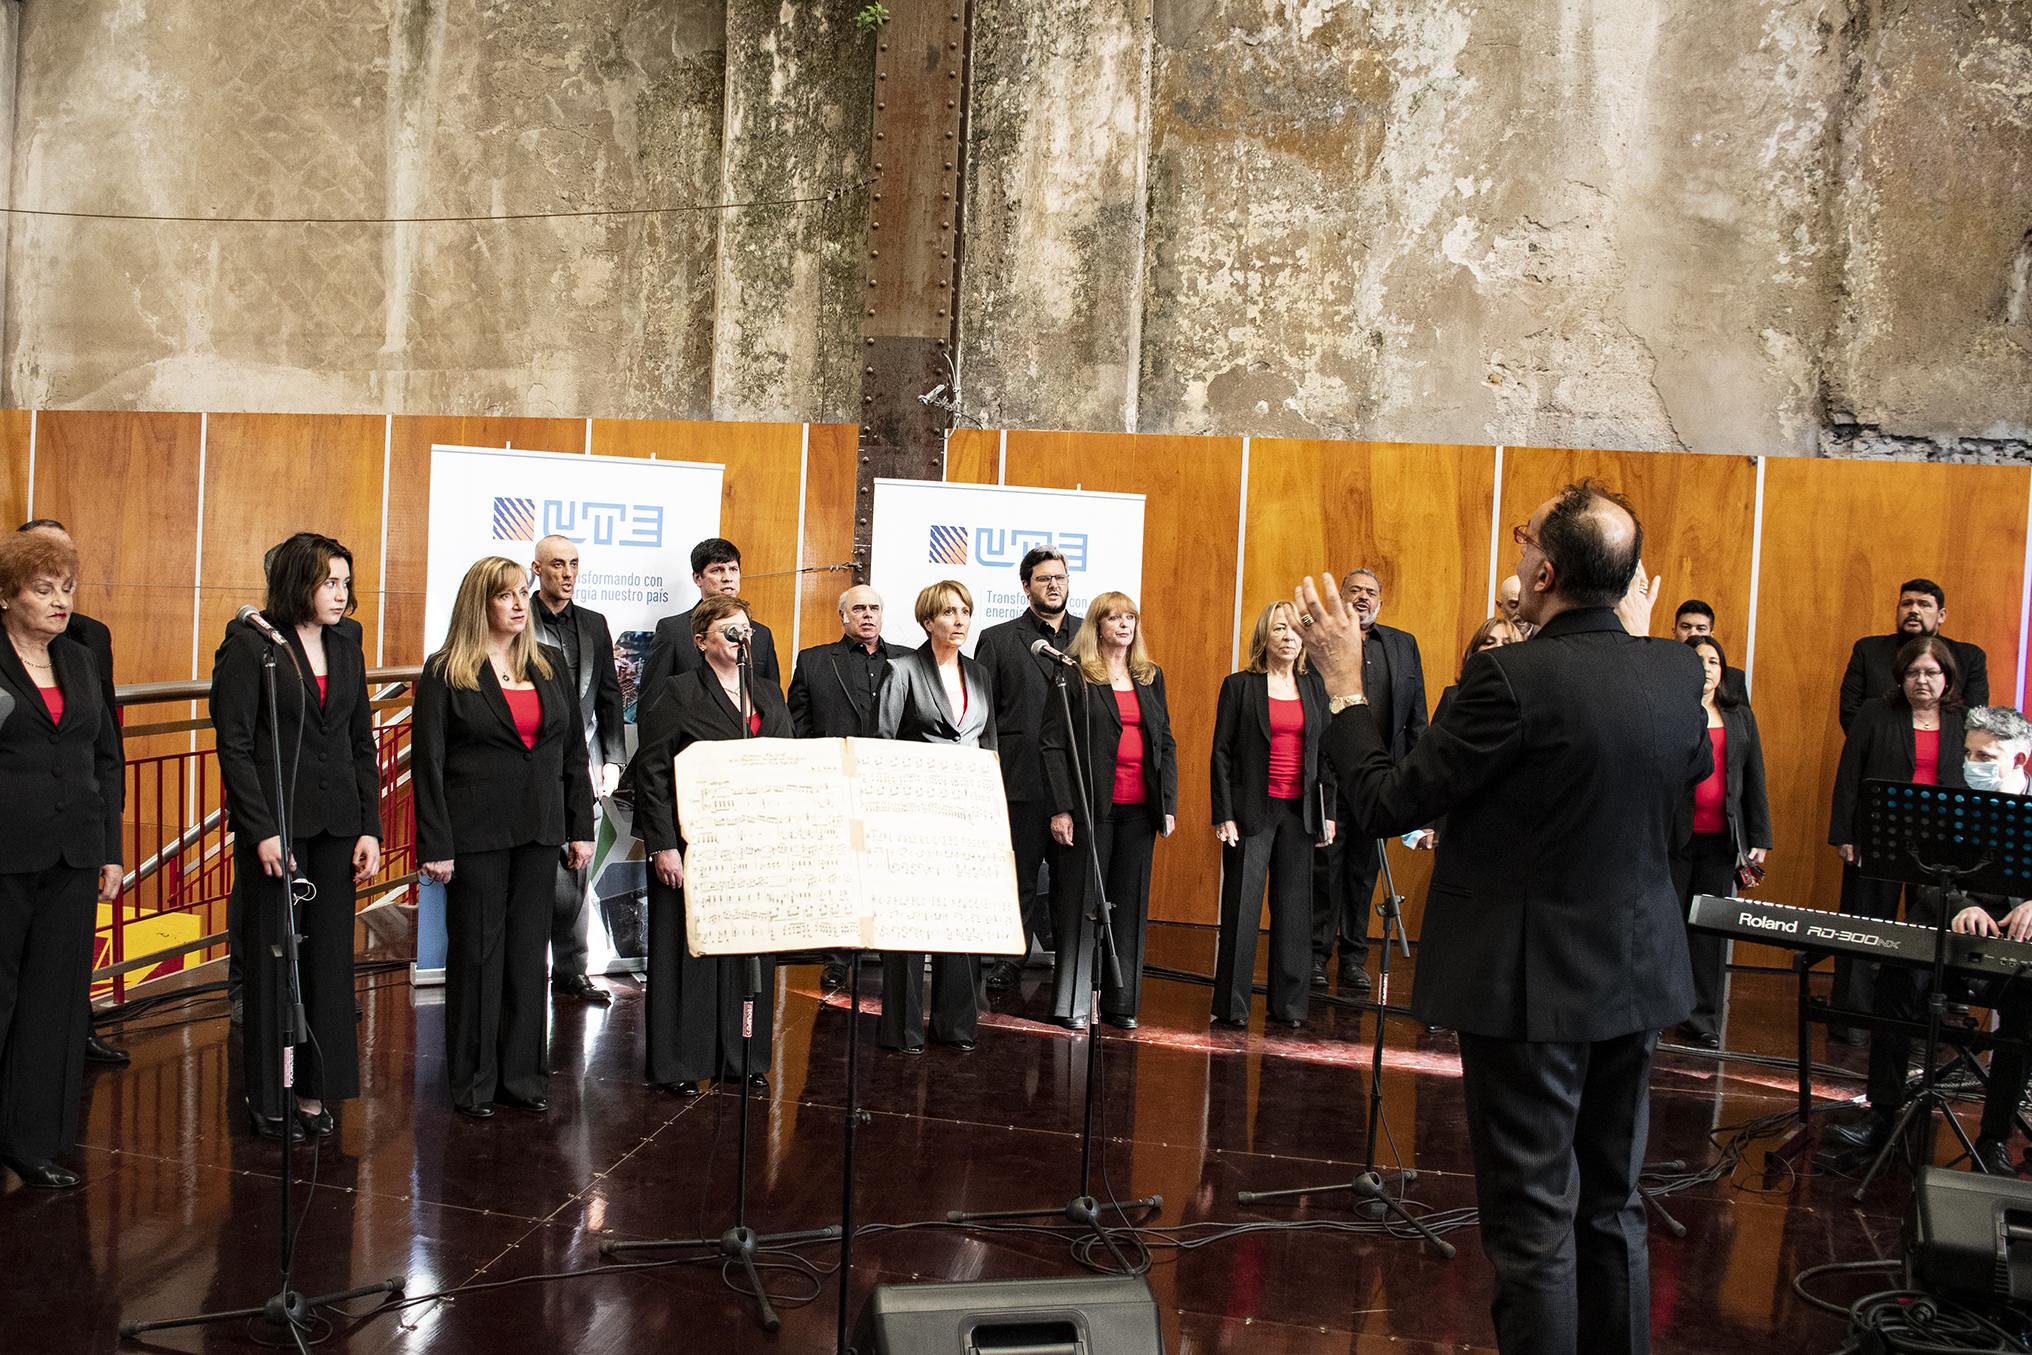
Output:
top-left (0, 0), bottom-right (2025, 455)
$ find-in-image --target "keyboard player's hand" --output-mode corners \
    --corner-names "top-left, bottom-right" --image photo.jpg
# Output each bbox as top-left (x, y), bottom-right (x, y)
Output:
top-left (2001, 901), bottom-right (2032, 942)
top-left (1954, 906), bottom-right (2002, 938)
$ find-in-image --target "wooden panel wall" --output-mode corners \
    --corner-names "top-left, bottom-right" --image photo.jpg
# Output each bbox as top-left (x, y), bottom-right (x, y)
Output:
top-left (798, 424), bottom-right (862, 652)
top-left (0, 410), bottom-right (29, 531)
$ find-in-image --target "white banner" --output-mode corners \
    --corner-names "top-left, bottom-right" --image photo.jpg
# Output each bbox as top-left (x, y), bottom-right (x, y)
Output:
top-left (416, 445), bottom-right (725, 979)
top-left (868, 478), bottom-right (1147, 653)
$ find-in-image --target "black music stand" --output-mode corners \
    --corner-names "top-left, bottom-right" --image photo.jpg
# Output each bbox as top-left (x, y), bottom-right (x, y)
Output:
top-left (1849, 778), bottom-right (2032, 1199)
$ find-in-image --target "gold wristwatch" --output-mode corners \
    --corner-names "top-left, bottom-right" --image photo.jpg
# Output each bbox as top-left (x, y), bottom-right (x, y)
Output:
top-left (1328, 693), bottom-right (1369, 715)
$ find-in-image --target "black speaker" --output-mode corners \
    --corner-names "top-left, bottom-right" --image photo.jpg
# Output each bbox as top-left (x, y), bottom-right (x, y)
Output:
top-left (853, 1274), bottom-right (1165, 1354)
top-left (1910, 1165), bottom-right (2032, 1301)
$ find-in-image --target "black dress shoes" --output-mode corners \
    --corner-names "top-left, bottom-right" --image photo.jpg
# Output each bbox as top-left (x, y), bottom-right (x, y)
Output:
top-left (820, 960), bottom-right (849, 991)
top-left (984, 960), bottom-right (1020, 993)
top-left (745, 1074), bottom-right (769, 1091)
top-left (944, 1038), bottom-right (978, 1053)
top-left (498, 1093), bottom-right (549, 1114)
top-left (1211, 1015), bottom-right (1248, 1029)
top-left (3, 1155), bottom-right (80, 1189)
top-left (1339, 967), bottom-right (1372, 994)
top-left (1310, 960), bottom-right (1329, 988)
top-left (84, 1032), bottom-right (130, 1065)
top-left (554, 975), bottom-right (611, 1007)
top-left (454, 1103), bottom-right (495, 1120)
top-left (1819, 1109), bottom-right (1893, 1159)
top-left (1100, 1012), bottom-right (1138, 1030)
top-left (1050, 1014), bottom-right (1087, 1031)
top-left (885, 1044), bottom-right (926, 1057)
top-left (1974, 1136), bottom-right (2018, 1177)
top-left (294, 1105), bottom-right (336, 1138)
top-left (248, 1106), bottom-right (306, 1142)
top-left (656, 1081), bottom-right (703, 1098)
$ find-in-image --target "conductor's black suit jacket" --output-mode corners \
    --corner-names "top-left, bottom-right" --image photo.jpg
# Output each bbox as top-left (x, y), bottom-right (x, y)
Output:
top-left (0, 635), bottom-right (124, 870)
top-left (787, 636), bottom-right (897, 740)
top-left (641, 607), bottom-right (781, 712)
top-left (631, 667), bottom-right (796, 855)
top-left (210, 620), bottom-right (383, 843)
top-left (1209, 669), bottom-right (1336, 837)
top-left (1839, 632), bottom-right (1988, 731)
top-left (411, 647), bottom-right (595, 862)
top-left (1326, 607), bottom-right (1710, 1042)
top-left (1039, 669), bottom-right (1179, 829)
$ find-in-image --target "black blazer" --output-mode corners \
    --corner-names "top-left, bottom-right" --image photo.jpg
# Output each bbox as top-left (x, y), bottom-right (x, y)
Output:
top-left (60, 611), bottom-right (122, 762)
top-left (1363, 622), bottom-right (1430, 761)
top-left (1325, 607), bottom-right (1710, 1042)
top-left (1829, 698), bottom-right (1967, 848)
top-left (411, 646), bottom-right (595, 862)
top-left (975, 610), bottom-right (1082, 801)
top-left (1839, 632), bottom-right (1988, 731)
top-left (1039, 669), bottom-right (1179, 830)
top-left (630, 666), bottom-right (796, 855)
top-left (1209, 669), bottom-right (1336, 837)
top-left (641, 607), bottom-right (781, 711)
top-left (1711, 701), bottom-right (1773, 855)
top-left (535, 600), bottom-right (626, 768)
top-left (788, 636), bottom-right (897, 739)
top-left (874, 644), bottom-right (997, 749)
top-left (0, 635), bottom-right (123, 871)
top-left (210, 619), bottom-right (382, 843)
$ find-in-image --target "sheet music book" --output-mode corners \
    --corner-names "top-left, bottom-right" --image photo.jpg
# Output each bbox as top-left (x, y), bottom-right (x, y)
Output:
top-left (672, 736), bottom-right (1025, 957)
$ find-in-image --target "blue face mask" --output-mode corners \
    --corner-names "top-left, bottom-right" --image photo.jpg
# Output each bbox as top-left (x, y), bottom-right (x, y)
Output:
top-left (1964, 760), bottom-right (2009, 793)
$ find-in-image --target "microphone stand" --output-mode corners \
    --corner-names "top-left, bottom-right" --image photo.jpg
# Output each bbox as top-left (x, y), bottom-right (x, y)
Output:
top-left (948, 662), bottom-right (1161, 1266)
top-left (123, 639), bottom-right (403, 1342)
top-left (1237, 838), bottom-right (1456, 1258)
top-left (603, 633), bottom-right (838, 1333)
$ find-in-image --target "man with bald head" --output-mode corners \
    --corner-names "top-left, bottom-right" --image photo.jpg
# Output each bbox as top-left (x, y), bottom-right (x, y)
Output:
top-left (1297, 480), bottom-right (1708, 1355)
top-left (788, 583), bottom-right (898, 989)
top-left (530, 534), bottom-right (625, 1006)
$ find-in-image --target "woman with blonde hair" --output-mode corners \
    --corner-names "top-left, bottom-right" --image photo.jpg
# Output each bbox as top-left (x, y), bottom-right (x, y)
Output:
top-left (414, 556), bottom-right (594, 1118)
top-left (1208, 600), bottom-right (1336, 1027)
top-left (1038, 591), bottom-right (1176, 1029)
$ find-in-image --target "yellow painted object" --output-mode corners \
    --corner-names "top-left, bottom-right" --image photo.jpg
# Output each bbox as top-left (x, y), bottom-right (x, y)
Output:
top-left (92, 904), bottom-right (205, 997)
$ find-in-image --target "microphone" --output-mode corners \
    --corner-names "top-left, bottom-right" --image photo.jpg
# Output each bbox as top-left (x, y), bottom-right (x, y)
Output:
top-left (724, 624), bottom-right (752, 646)
top-left (236, 605), bottom-right (289, 646)
top-left (1029, 637), bottom-right (1077, 668)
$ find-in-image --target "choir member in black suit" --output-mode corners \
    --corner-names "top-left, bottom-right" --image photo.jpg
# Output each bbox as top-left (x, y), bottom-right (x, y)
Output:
top-left (0, 530), bottom-right (123, 1188)
top-left (1668, 600), bottom-right (1747, 702)
top-left (211, 533), bottom-right (383, 1140)
top-left (874, 580), bottom-right (997, 1054)
top-left (414, 557), bottom-right (594, 1119)
top-left (529, 534), bottom-right (626, 1007)
top-left (640, 538), bottom-right (781, 709)
top-left (1674, 634), bottom-right (1770, 1049)
top-left (1838, 578), bottom-right (1988, 731)
top-left (787, 583), bottom-right (896, 990)
top-left (631, 595), bottom-right (790, 1096)
top-left (1826, 635), bottom-right (1966, 1025)
top-left (18, 519), bottom-right (129, 1065)
top-left (1299, 481), bottom-right (1709, 1355)
top-left (1209, 600), bottom-right (1336, 1028)
top-left (1038, 591), bottom-right (1177, 1029)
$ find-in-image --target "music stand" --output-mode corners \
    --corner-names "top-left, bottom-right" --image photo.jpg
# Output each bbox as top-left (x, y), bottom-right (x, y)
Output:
top-left (1849, 778), bottom-right (2032, 1199)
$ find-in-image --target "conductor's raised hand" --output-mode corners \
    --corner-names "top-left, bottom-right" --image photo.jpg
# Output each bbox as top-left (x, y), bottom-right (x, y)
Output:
top-left (1292, 573), bottom-right (1364, 696)
top-left (1616, 561), bottom-right (1663, 637)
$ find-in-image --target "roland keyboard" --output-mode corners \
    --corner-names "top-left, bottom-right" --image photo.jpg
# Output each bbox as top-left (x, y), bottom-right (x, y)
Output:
top-left (1688, 894), bottom-right (2032, 982)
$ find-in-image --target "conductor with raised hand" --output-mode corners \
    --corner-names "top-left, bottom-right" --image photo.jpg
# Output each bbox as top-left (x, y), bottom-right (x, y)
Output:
top-left (1295, 480), bottom-right (1708, 1355)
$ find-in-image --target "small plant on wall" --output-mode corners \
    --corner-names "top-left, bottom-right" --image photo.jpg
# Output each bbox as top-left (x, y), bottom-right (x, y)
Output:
top-left (854, 3), bottom-right (890, 34)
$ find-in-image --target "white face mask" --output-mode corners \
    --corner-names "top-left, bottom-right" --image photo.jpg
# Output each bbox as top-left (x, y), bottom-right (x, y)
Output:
top-left (1963, 760), bottom-right (2009, 793)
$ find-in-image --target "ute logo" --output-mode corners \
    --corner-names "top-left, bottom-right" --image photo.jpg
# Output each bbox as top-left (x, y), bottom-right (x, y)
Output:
top-left (925, 525), bottom-right (1090, 571)
top-left (492, 497), bottom-right (666, 548)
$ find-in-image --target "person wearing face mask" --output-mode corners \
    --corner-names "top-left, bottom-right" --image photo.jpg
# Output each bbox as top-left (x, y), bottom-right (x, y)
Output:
top-left (1821, 705), bottom-right (2032, 1177)
top-left (1827, 636), bottom-right (1966, 1026)
top-left (1209, 601), bottom-right (1337, 1029)
top-left (1673, 635), bottom-right (1770, 1049)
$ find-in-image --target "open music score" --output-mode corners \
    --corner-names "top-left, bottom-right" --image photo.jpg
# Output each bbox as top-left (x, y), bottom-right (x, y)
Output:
top-left (672, 737), bottom-right (1025, 958)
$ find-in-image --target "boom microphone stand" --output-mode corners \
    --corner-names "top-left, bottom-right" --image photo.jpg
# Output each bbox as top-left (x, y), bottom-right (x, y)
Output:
top-left (1236, 839), bottom-right (1456, 1257)
top-left (123, 636), bottom-right (403, 1343)
top-left (603, 630), bottom-right (838, 1333)
top-left (948, 661), bottom-right (1161, 1266)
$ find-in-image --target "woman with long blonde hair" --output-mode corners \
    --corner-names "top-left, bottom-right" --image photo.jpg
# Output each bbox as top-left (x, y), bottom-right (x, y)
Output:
top-left (413, 556), bottom-right (593, 1119)
top-left (1038, 591), bottom-right (1176, 1029)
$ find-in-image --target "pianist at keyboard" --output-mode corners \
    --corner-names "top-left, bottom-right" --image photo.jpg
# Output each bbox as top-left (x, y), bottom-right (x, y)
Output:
top-left (1820, 705), bottom-right (2032, 1177)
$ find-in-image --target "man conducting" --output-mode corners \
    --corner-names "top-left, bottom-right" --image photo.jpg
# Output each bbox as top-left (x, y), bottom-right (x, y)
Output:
top-left (1294, 480), bottom-right (1708, 1355)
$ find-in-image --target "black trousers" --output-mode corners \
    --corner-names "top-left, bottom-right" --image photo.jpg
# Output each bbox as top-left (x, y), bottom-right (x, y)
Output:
top-left (1834, 868), bottom-right (1915, 1022)
top-left (645, 876), bottom-right (774, 1084)
top-left (237, 833), bottom-right (361, 1119)
top-left (1213, 797), bottom-right (1313, 1024)
top-left (444, 842), bottom-right (555, 1109)
top-left (0, 865), bottom-right (96, 1161)
top-left (1457, 1029), bottom-right (1658, 1355)
top-left (1312, 828), bottom-right (1382, 969)
top-left (1007, 798), bottom-right (1058, 952)
top-left (1049, 804), bottom-right (1158, 1022)
top-left (1868, 963), bottom-right (2032, 1143)
top-left (1679, 832), bottom-right (1736, 1042)
top-left (549, 857), bottom-right (592, 984)
top-left (880, 951), bottom-right (980, 1050)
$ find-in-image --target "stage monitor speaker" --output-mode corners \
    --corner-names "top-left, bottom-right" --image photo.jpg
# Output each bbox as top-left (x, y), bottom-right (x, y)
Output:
top-left (1910, 1165), bottom-right (2032, 1301)
top-left (853, 1274), bottom-right (1164, 1354)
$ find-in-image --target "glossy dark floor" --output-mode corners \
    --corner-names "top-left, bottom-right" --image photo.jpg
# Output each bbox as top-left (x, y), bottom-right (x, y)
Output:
top-left (8, 921), bottom-right (2008, 1354)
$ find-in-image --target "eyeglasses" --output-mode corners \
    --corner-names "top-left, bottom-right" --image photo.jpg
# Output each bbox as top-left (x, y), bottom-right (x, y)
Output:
top-left (1511, 523), bottom-right (1539, 549)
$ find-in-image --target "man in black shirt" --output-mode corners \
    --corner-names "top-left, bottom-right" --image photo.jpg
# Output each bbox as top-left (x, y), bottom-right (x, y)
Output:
top-left (530, 535), bottom-right (625, 1006)
top-left (788, 584), bottom-right (895, 989)
top-left (974, 547), bottom-right (1082, 990)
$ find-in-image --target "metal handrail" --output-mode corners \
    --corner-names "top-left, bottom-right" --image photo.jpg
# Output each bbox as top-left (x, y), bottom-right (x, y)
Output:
top-left (114, 664), bottom-right (424, 709)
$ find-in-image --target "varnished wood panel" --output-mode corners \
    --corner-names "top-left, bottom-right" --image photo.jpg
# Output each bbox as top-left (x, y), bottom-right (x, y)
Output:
top-left (798, 424), bottom-right (862, 652)
top-left (1499, 447), bottom-right (1760, 661)
top-left (943, 428), bottom-right (998, 486)
top-left (0, 409), bottom-right (30, 531)
top-left (1244, 439), bottom-right (1500, 937)
top-left (199, 414), bottom-right (389, 672)
top-left (384, 417), bottom-right (589, 666)
top-left (998, 430), bottom-right (1246, 927)
top-left (1756, 458), bottom-right (2030, 922)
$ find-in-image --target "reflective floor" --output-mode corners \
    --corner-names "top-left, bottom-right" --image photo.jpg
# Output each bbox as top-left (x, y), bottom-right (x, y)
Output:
top-left (6, 920), bottom-right (2001, 1354)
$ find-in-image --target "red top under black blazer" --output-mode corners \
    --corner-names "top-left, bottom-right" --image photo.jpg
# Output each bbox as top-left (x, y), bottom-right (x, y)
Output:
top-left (1039, 669), bottom-right (1179, 830)
top-left (0, 636), bottom-right (123, 872)
top-left (1209, 669), bottom-right (1335, 836)
top-left (1829, 698), bottom-right (1966, 849)
top-left (411, 645), bottom-right (594, 862)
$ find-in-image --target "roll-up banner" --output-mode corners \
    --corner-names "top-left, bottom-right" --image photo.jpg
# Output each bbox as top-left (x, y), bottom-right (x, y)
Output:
top-left (413, 445), bottom-right (724, 984)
